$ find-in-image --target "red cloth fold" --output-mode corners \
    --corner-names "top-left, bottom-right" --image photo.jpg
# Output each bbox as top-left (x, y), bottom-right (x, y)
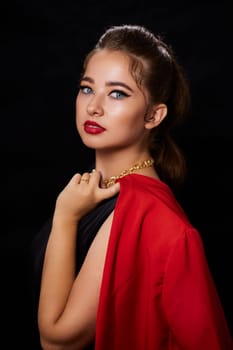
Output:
top-left (95, 174), bottom-right (232, 350)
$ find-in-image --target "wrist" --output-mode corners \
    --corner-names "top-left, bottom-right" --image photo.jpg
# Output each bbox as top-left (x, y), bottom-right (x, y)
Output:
top-left (52, 212), bottom-right (81, 228)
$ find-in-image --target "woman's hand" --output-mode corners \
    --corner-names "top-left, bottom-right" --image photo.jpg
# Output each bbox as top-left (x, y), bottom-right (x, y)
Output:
top-left (53, 170), bottom-right (120, 224)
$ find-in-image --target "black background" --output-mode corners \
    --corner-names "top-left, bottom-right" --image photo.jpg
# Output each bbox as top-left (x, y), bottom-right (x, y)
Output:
top-left (3, 1), bottom-right (232, 348)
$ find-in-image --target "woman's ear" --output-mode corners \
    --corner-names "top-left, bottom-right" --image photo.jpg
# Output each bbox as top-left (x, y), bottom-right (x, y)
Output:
top-left (144, 104), bottom-right (167, 130)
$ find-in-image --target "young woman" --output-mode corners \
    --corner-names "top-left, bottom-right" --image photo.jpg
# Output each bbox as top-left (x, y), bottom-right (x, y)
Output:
top-left (33, 24), bottom-right (232, 349)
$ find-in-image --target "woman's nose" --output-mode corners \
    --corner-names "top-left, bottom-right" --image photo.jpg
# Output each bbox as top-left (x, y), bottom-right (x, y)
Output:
top-left (87, 96), bottom-right (104, 116)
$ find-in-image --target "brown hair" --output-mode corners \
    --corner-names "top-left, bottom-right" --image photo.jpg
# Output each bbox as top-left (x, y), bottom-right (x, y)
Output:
top-left (82, 24), bottom-right (191, 187)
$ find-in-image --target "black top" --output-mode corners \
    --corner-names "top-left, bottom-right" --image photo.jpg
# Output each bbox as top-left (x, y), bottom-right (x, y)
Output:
top-left (29, 194), bottom-right (118, 350)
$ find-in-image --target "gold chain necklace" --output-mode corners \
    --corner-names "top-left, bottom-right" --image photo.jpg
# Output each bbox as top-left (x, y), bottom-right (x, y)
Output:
top-left (103, 158), bottom-right (154, 188)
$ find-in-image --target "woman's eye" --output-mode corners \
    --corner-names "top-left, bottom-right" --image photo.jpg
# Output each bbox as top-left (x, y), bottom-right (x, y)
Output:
top-left (79, 86), bottom-right (93, 94)
top-left (110, 90), bottom-right (129, 99)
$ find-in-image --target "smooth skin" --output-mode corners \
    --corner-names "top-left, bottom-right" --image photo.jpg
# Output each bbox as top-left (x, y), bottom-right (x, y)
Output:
top-left (38, 49), bottom-right (167, 349)
top-left (38, 171), bottom-right (119, 349)
top-left (76, 50), bottom-right (167, 180)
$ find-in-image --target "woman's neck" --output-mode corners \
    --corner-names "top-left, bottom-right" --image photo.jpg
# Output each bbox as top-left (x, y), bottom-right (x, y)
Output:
top-left (94, 150), bottom-right (159, 187)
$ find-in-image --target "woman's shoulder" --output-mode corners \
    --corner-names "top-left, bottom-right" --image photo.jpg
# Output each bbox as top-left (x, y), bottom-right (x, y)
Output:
top-left (118, 173), bottom-right (179, 208)
top-left (117, 174), bottom-right (193, 228)
top-left (118, 173), bottom-right (170, 192)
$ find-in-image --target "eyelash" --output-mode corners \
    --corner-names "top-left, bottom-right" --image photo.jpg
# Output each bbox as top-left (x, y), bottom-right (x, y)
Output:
top-left (79, 85), bottom-right (130, 100)
top-left (111, 90), bottom-right (130, 99)
top-left (79, 85), bottom-right (93, 95)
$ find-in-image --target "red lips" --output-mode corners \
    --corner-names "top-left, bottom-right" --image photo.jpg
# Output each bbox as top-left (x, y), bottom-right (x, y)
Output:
top-left (84, 120), bottom-right (106, 134)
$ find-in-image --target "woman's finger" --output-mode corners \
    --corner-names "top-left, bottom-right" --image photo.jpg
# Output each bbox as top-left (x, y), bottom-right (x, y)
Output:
top-left (98, 182), bottom-right (120, 200)
top-left (80, 172), bottom-right (91, 184)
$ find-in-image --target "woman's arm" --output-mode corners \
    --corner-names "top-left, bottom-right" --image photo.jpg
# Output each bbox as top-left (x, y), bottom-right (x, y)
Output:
top-left (38, 171), bottom-right (119, 350)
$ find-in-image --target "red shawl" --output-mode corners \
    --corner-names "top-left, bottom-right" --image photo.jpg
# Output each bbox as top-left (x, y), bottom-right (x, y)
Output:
top-left (95, 174), bottom-right (232, 350)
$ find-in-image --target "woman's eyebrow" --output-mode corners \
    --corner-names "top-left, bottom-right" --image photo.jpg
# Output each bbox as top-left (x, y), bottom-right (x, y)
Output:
top-left (80, 76), bottom-right (94, 83)
top-left (81, 76), bottom-right (134, 93)
top-left (106, 81), bottom-right (134, 92)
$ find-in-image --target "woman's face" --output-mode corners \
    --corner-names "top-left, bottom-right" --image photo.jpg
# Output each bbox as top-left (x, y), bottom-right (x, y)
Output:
top-left (76, 49), bottom-right (149, 153)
